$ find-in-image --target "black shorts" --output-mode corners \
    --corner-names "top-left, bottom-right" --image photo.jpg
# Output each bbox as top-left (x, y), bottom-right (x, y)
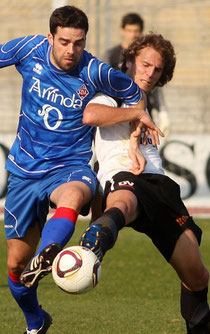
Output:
top-left (103, 172), bottom-right (202, 262)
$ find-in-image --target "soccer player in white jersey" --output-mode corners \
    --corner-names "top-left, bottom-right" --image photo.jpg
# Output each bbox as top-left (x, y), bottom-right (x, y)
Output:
top-left (80, 33), bottom-right (210, 333)
top-left (1, 6), bottom-right (162, 334)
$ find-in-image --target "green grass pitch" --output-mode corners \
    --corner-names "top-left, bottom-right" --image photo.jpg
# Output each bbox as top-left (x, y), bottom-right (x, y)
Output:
top-left (0, 218), bottom-right (209, 333)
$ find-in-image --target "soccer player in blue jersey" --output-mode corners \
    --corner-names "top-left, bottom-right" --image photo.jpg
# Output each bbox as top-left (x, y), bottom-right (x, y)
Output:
top-left (1, 5), bottom-right (162, 334)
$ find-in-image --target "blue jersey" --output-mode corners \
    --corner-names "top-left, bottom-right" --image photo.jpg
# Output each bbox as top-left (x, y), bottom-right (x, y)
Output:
top-left (0, 35), bottom-right (142, 178)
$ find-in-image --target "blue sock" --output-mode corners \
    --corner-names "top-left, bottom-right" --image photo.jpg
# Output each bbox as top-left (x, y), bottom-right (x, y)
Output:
top-left (36, 207), bottom-right (78, 254)
top-left (8, 275), bottom-right (44, 330)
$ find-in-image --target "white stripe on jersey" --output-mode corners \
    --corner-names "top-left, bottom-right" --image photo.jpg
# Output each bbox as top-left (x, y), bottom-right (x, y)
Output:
top-left (0, 35), bottom-right (47, 63)
top-left (19, 37), bottom-right (47, 61)
top-left (22, 110), bottom-right (87, 134)
top-left (87, 58), bottom-right (97, 88)
top-left (1, 36), bottom-right (28, 54)
top-left (7, 155), bottom-right (65, 174)
top-left (98, 62), bottom-right (104, 86)
top-left (107, 67), bottom-right (132, 92)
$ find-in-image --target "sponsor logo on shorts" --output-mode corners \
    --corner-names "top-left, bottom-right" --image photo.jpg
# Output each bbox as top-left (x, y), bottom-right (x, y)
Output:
top-left (118, 180), bottom-right (135, 189)
top-left (176, 215), bottom-right (189, 226)
top-left (82, 176), bottom-right (92, 184)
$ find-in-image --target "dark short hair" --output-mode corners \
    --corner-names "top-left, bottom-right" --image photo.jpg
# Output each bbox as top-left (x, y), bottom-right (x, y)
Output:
top-left (121, 33), bottom-right (176, 87)
top-left (121, 13), bottom-right (144, 32)
top-left (49, 5), bottom-right (89, 36)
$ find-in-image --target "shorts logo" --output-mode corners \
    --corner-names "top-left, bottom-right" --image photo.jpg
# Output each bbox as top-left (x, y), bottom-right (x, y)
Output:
top-left (118, 180), bottom-right (135, 189)
top-left (82, 176), bottom-right (92, 184)
top-left (176, 215), bottom-right (189, 226)
top-left (77, 84), bottom-right (89, 100)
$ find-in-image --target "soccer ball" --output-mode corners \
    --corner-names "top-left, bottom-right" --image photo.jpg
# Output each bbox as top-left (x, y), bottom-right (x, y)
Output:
top-left (52, 245), bottom-right (101, 294)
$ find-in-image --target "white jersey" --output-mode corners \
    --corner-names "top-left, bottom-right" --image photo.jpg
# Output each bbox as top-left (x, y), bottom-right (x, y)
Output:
top-left (92, 93), bottom-right (164, 190)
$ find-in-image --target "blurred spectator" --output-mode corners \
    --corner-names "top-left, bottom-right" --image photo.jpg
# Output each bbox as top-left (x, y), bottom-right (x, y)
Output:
top-left (102, 12), bottom-right (170, 138)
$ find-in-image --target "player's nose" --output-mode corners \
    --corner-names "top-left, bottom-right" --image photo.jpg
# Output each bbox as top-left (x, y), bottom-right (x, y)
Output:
top-left (67, 43), bottom-right (74, 55)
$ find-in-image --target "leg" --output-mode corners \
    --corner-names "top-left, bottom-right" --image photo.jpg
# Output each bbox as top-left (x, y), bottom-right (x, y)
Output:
top-left (20, 181), bottom-right (92, 287)
top-left (170, 229), bottom-right (209, 333)
top-left (7, 224), bottom-right (52, 332)
top-left (170, 229), bottom-right (208, 291)
top-left (39, 181), bottom-right (92, 249)
top-left (180, 284), bottom-right (210, 334)
top-left (106, 189), bottom-right (139, 224)
top-left (5, 174), bottom-right (54, 332)
top-left (36, 165), bottom-right (96, 255)
top-left (80, 189), bottom-right (138, 261)
top-left (7, 223), bottom-right (40, 275)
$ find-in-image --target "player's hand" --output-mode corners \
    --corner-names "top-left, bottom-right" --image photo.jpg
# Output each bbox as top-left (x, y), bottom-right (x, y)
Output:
top-left (129, 147), bottom-right (147, 175)
top-left (137, 109), bottom-right (164, 146)
top-left (129, 122), bottom-right (147, 175)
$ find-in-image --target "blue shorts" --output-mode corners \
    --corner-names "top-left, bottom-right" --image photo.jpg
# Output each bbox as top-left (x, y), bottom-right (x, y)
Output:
top-left (4, 165), bottom-right (97, 239)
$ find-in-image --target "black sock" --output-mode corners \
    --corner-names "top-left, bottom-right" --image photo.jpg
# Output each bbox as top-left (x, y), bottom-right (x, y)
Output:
top-left (91, 207), bottom-right (125, 256)
top-left (181, 283), bottom-right (209, 331)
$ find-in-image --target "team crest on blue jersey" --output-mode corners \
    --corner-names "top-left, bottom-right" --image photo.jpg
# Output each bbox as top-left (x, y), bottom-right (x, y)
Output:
top-left (77, 84), bottom-right (89, 100)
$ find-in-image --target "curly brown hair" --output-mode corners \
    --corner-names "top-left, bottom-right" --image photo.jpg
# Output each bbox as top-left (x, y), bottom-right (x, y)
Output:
top-left (121, 32), bottom-right (176, 87)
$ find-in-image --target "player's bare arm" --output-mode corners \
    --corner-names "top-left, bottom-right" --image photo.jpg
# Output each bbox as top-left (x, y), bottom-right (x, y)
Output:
top-left (83, 100), bottom-right (164, 146)
top-left (128, 120), bottom-right (147, 175)
top-left (82, 101), bottom-right (144, 126)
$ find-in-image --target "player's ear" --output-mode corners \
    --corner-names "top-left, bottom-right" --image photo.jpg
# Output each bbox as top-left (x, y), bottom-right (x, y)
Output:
top-left (126, 60), bottom-right (132, 70)
top-left (48, 33), bottom-right (53, 47)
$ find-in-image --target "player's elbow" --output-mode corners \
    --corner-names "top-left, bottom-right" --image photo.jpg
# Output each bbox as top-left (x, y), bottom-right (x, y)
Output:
top-left (82, 111), bottom-right (92, 125)
top-left (83, 105), bottom-right (97, 126)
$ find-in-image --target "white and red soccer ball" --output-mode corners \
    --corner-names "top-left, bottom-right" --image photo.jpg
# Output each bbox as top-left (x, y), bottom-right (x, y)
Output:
top-left (52, 246), bottom-right (101, 294)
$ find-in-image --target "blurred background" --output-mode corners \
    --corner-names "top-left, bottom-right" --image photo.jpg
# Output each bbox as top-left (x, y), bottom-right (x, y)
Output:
top-left (0, 0), bottom-right (210, 215)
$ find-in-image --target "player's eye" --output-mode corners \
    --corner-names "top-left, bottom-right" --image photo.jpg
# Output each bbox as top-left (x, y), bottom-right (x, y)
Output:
top-left (75, 41), bottom-right (83, 47)
top-left (61, 41), bottom-right (68, 46)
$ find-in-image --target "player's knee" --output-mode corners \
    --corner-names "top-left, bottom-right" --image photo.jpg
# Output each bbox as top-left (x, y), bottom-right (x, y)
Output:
top-left (196, 267), bottom-right (209, 290)
top-left (7, 258), bottom-right (26, 275)
top-left (67, 190), bottom-right (90, 211)
top-left (52, 183), bottom-right (92, 210)
top-left (7, 250), bottom-right (32, 274)
top-left (109, 201), bottom-right (129, 222)
top-left (186, 266), bottom-right (209, 291)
